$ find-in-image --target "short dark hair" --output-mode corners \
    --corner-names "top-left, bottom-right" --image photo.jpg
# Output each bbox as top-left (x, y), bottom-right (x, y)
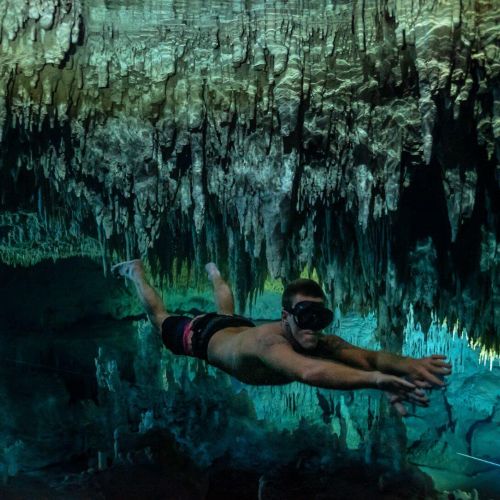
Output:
top-left (282, 278), bottom-right (326, 311)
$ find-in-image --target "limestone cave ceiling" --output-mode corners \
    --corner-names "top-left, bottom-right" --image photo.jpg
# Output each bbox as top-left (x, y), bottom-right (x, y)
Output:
top-left (0, 0), bottom-right (498, 348)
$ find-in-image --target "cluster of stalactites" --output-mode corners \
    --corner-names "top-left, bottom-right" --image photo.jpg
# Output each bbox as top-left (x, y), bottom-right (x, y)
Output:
top-left (0, 0), bottom-right (497, 244)
top-left (0, 211), bottom-right (101, 267)
top-left (0, 0), bottom-right (498, 347)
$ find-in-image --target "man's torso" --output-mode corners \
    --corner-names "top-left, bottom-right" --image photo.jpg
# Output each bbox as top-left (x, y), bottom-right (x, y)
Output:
top-left (205, 321), bottom-right (298, 385)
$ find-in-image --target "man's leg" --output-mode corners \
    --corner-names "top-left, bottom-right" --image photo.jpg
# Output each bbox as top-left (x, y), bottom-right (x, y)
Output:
top-left (111, 259), bottom-right (168, 331)
top-left (205, 263), bottom-right (235, 315)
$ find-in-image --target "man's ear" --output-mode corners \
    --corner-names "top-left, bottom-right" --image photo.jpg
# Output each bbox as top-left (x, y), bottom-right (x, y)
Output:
top-left (281, 309), bottom-right (288, 321)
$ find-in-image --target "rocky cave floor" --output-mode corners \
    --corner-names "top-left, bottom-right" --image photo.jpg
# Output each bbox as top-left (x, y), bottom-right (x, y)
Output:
top-left (0, 457), bottom-right (439, 500)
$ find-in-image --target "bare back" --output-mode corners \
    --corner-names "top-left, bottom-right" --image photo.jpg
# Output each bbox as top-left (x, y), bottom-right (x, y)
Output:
top-left (206, 322), bottom-right (293, 385)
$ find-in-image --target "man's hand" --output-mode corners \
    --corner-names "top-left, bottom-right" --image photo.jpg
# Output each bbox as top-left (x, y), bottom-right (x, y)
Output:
top-left (372, 372), bottom-right (430, 416)
top-left (385, 388), bottom-right (430, 416)
top-left (382, 354), bottom-right (452, 416)
top-left (402, 355), bottom-right (452, 386)
top-left (386, 392), bottom-right (408, 416)
top-left (373, 372), bottom-right (416, 394)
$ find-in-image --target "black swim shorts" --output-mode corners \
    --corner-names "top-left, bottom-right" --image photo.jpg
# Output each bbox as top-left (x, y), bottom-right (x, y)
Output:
top-left (161, 313), bottom-right (255, 360)
top-left (161, 315), bottom-right (192, 355)
top-left (190, 313), bottom-right (256, 360)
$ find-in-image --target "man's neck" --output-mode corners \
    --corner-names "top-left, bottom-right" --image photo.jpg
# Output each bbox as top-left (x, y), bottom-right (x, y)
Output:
top-left (280, 320), bottom-right (322, 353)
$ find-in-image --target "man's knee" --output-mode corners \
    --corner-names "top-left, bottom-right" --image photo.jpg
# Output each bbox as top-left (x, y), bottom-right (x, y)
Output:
top-left (218, 306), bottom-right (235, 315)
top-left (152, 313), bottom-right (169, 333)
top-left (217, 287), bottom-right (235, 315)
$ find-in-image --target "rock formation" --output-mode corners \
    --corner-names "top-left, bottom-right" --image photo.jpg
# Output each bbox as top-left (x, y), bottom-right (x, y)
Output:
top-left (0, 2), bottom-right (499, 496)
top-left (0, 0), bottom-right (498, 348)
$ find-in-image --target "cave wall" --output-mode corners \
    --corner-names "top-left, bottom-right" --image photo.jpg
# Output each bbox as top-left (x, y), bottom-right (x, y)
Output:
top-left (0, 3), bottom-right (499, 497)
top-left (0, 2), bottom-right (498, 339)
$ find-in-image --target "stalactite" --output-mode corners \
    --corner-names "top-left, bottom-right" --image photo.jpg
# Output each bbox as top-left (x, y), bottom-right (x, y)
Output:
top-left (0, 0), bottom-right (498, 349)
top-left (0, 211), bottom-right (101, 266)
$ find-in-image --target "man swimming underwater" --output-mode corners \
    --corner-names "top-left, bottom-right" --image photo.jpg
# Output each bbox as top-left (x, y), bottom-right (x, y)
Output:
top-left (112, 260), bottom-right (452, 415)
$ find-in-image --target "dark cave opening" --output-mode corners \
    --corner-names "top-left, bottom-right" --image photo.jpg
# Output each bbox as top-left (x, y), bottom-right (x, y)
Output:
top-left (392, 160), bottom-right (451, 292)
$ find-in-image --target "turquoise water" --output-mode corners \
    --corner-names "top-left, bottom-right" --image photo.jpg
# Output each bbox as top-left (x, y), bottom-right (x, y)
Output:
top-left (0, 259), bottom-right (499, 497)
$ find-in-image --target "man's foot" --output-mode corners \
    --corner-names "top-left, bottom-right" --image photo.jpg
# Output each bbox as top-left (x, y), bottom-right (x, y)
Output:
top-left (111, 259), bottom-right (144, 282)
top-left (205, 262), bottom-right (221, 281)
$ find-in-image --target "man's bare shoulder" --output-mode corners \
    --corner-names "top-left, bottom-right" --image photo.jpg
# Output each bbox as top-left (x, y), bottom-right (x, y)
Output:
top-left (315, 333), bottom-right (353, 354)
top-left (240, 321), bottom-right (290, 352)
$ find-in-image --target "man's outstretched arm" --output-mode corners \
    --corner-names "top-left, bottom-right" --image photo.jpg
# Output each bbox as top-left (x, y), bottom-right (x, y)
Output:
top-left (316, 334), bottom-right (452, 387)
top-left (257, 337), bottom-right (428, 407)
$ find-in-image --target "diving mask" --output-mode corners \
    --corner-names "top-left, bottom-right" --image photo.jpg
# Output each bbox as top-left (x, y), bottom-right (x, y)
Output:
top-left (287, 301), bottom-right (333, 331)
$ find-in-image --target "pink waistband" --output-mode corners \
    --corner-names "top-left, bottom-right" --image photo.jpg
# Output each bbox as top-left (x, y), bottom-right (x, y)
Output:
top-left (182, 320), bottom-right (193, 355)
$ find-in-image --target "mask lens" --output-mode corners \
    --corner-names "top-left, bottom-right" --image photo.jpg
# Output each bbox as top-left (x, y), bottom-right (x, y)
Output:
top-left (293, 302), bottom-right (333, 330)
